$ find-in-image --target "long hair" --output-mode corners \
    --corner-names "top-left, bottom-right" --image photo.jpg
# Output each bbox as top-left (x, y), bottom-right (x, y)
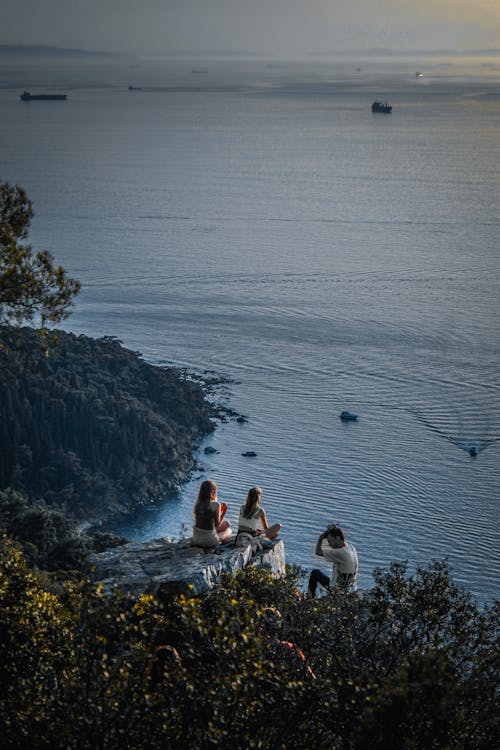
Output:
top-left (194, 479), bottom-right (217, 526)
top-left (243, 486), bottom-right (262, 519)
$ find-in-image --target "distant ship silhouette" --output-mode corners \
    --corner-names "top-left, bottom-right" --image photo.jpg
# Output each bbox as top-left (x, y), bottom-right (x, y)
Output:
top-left (371, 100), bottom-right (392, 113)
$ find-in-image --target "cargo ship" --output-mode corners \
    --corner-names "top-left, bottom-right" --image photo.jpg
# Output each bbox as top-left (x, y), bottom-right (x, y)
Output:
top-left (20, 91), bottom-right (67, 101)
top-left (371, 100), bottom-right (392, 113)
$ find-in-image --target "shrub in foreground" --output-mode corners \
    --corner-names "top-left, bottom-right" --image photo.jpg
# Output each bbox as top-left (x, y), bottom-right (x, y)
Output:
top-left (0, 538), bottom-right (498, 749)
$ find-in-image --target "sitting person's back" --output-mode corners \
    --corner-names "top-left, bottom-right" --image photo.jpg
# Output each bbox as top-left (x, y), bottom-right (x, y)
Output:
top-left (192, 479), bottom-right (231, 547)
top-left (237, 486), bottom-right (281, 541)
top-left (238, 503), bottom-right (262, 534)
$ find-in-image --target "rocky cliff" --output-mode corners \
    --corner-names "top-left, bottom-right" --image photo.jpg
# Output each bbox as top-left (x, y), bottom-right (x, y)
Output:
top-left (89, 537), bottom-right (286, 597)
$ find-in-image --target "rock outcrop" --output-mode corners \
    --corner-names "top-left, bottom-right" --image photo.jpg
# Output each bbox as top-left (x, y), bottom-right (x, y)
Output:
top-left (89, 537), bottom-right (286, 597)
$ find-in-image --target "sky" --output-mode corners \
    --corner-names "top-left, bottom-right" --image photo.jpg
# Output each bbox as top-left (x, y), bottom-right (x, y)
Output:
top-left (1, 0), bottom-right (499, 57)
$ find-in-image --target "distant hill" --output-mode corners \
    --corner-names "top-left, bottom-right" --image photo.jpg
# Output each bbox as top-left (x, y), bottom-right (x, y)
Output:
top-left (0, 44), bottom-right (121, 58)
top-left (309, 47), bottom-right (500, 58)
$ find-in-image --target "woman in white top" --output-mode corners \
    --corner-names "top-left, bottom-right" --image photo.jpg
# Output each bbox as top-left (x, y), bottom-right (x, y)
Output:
top-left (237, 486), bottom-right (281, 540)
top-left (192, 479), bottom-right (231, 547)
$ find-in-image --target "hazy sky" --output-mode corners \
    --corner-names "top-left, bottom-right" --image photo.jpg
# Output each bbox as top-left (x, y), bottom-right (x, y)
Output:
top-left (2, 0), bottom-right (499, 57)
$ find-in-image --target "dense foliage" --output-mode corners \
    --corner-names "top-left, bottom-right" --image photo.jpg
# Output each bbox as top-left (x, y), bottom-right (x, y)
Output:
top-left (0, 487), bottom-right (129, 570)
top-left (0, 181), bottom-right (80, 334)
top-left (0, 538), bottom-right (498, 749)
top-left (0, 326), bottom-right (214, 524)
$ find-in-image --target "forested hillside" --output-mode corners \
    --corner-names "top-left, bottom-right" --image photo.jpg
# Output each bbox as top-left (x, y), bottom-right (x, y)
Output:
top-left (0, 326), bottom-right (214, 523)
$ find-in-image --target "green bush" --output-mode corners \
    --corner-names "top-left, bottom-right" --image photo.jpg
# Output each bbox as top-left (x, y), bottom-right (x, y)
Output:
top-left (0, 489), bottom-right (129, 571)
top-left (0, 538), bottom-right (498, 749)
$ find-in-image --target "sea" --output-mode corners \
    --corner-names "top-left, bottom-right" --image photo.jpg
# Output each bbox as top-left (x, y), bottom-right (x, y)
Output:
top-left (1, 53), bottom-right (499, 601)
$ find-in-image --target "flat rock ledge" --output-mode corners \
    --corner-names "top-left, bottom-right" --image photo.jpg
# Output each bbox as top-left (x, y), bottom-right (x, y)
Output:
top-left (89, 537), bottom-right (286, 598)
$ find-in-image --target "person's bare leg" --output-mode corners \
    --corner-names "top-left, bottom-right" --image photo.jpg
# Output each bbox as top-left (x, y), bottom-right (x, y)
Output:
top-left (264, 523), bottom-right (281, 539)
top-left (217, 519), bottom-right (232, 542)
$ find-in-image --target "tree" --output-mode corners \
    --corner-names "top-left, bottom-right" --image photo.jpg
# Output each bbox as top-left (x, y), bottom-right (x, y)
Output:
top-left (0, 181), bottom-right (80, 334)
top-left (0, 542), bottom-right (498, 750)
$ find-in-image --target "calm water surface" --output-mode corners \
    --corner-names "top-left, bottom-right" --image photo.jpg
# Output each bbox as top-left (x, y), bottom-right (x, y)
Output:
top-left (1, 57), bottom-right (499, 599)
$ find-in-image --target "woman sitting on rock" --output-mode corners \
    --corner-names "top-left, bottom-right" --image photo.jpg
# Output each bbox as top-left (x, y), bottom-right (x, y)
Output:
top-left (237, 486), bottom-right (281, 543)
top-left (192, 479), bottom-right (231, 547)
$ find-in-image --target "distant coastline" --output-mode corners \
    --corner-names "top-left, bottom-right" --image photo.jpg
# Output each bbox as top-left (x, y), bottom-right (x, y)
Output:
top-left (1, 43), bottom-right (499, 61)
top-left (0, 44), bottom-right (124, 58)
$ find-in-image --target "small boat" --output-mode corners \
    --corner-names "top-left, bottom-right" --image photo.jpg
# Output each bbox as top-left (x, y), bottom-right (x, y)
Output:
top-left (20, 91), bottom-right (67, 101)
top-left (340, 411), bottom-right (358, 421)
top-left (242, 450), bottom-right (257, 457)
top-left (371, 100), bottom-right (392, 113)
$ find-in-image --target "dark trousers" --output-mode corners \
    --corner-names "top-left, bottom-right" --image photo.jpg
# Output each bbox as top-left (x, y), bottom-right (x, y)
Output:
top-left (308, 568), bottom-right (330, 597)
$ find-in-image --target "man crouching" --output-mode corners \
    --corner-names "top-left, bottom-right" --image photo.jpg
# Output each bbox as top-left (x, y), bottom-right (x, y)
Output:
top-left (308, 524), bottom-right (358, 597)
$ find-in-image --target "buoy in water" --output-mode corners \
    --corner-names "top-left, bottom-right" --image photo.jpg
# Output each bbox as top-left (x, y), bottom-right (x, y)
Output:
top-left (340, 411), bottom-right (358, 421)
